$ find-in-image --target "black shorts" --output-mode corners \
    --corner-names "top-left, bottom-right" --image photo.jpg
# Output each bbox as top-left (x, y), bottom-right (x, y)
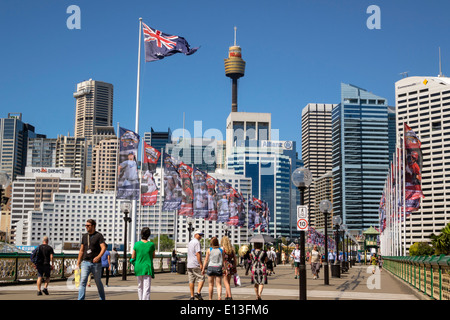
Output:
top-left (37, 264), bottom-right (51, 278)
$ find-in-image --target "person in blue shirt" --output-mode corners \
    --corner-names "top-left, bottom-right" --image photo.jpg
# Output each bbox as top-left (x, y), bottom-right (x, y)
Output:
top-left (101, 249), bottom-right (111, 287)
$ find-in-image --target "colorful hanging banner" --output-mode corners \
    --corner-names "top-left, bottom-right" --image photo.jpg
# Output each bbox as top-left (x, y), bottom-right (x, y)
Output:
top-left (162, 153), bottom-right (182, 211)
top-left (117, 127), bottom-right (140, 200)
top-left (140, 142), bottom-right (161, 206)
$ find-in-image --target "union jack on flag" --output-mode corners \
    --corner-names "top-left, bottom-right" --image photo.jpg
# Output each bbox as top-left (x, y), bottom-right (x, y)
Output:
top-left (142, 22), bottom-right (198, 62)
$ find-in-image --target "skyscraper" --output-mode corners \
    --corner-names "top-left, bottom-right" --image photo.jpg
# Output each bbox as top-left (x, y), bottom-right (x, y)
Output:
top-left (73, 79), bottom-right (114, 140)
top-left (0, 113), bottom-right (43, 180)
top-left (301, 103), bottom-right (335, 227)
top-left (395, 76), bottom-right (450, 249)
top-left (332, 83), bottom-right (390, 233)
top-left (227, 141), bottom-right (298, 238)
top-left (226, 112), bottom-right (271, 160)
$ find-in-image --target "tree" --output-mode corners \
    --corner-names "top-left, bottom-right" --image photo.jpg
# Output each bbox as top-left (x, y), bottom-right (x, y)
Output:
top-left (409, 242), bottom-right (434, 256)
top-left (430, 223), bottom-right (450, 255)
top-left (151, 234), bottom-right (175, 252)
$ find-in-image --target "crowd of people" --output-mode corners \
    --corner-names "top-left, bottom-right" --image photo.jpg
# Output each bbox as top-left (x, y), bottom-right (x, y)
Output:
top-left (30, 219), bottom-right (382, 300)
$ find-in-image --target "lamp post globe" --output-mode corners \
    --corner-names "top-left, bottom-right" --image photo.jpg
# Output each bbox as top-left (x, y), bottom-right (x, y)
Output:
top-left (291, 167), bottom-right (313, 189)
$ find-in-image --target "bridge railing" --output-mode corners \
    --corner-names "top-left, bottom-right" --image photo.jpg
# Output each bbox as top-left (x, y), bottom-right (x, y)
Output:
top-left (0, 253), bottom-right (186, 284)
top-left (383, 255), bottom-right (450, 300)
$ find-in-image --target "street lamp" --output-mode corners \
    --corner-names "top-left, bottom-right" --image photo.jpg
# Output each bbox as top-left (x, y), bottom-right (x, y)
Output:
top-left (332, 215), bottom-right (341, 278)
top-left (319, 199), bottom-right (332, 285)
top-left (341, 224), bottom-right (348, 273)
top-left (291, 167), bottom-right (312, 301)
top-left (187, 217), bottom-right (195, 241)
top-left (120, 201), bottom-right (132, 280)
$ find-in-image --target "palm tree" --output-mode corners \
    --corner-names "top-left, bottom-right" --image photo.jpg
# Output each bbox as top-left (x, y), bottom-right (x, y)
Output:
top-left (430, 223), bottom-right (450, 255)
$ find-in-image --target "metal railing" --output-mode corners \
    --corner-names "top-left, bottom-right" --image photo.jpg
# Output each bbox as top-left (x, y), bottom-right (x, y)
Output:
top-left (0, 253), bottom-right (186, 284)
top-left (383, 255), bottom-right (450, 300)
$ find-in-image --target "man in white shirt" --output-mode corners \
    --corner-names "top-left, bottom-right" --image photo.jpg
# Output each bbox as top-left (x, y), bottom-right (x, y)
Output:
top-left (291, 243), bottom-right (301, 279)
top-left (187, 230), bottom-right (205, 300)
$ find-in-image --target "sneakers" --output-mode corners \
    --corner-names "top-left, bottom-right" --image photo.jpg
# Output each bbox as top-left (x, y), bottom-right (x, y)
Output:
top-left (42, 288), bottom-right (49, 295)
top-left (194, 293), bottom-right (203, 300)
top-left (37, 291), bottom-right (42, 296)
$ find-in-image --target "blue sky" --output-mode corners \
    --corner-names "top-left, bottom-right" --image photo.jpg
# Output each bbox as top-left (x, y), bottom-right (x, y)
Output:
top-left (1, 0), bottom-right (449, 156)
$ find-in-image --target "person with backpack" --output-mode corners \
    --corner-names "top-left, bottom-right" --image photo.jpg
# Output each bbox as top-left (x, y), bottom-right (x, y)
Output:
top-left (32, 236), bottom-right (54, 296)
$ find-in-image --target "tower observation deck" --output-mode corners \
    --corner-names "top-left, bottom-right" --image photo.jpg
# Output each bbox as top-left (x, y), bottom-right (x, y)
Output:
top-left (224, 27), bottom-right (246, 112)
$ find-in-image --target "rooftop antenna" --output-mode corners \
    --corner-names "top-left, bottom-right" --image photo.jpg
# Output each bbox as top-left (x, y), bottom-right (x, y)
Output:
top-left (439, 47), bottom-right (443, 77)
top-left (400, 71), bottom-right (409, 78)
top-left (234, 26), bottom-right (237, 46)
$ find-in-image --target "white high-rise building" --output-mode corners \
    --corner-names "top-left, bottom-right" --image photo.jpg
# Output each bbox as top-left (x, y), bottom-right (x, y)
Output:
top-left (395, 76), bottom-right (450, 250)
top-left (301, 103), bottom-right (335, 228)
top-left (74, 79), bottom-right (114, 141)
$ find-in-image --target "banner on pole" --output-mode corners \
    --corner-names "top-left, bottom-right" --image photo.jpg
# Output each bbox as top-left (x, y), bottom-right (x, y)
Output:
top-left (140, 142), bottom-right (160, 206)
top-left (117, 127), bottom-right (140, 200)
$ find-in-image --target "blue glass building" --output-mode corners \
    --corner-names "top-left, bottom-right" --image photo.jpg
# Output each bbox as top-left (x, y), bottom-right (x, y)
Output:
top-left (332, 84), bottom-right (390, 233)
top-left (0, 113), bottom-right (42, 180)
top-left (227, 140), bottom-right (299, 238)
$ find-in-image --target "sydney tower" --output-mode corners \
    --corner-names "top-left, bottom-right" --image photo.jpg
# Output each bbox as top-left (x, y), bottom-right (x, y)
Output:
top-left (224, 27), bottom-right (246, 112)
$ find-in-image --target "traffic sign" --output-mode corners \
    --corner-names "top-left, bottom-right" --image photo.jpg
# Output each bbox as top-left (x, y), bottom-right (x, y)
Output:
top-left (297, 205), bottom-right (309, 231)
top-left (297, 219), bottom-right (308, 231)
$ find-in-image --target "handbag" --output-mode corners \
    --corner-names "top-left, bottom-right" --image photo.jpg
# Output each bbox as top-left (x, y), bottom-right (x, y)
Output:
top-left (207, 265), bottom-right (223, 276)
top-left (234, 274), bottom-right (241, 287)
top-left (74, 268), bottom-right (81, 288)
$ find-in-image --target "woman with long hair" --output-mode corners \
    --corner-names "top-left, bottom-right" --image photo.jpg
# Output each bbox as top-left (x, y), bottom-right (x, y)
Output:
top-left (220, 236), bottom-right (237, 300)
top-left (201, 237), bottom-right (224, 300)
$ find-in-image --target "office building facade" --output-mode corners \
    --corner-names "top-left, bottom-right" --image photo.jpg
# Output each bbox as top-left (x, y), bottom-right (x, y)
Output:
top-left (301, 103), bottom-right (335, 227)
top-left (0, 113), bottom-right (42, 180)
top-left (74, 79), bottom-right (114, 141)
top-left (395, 76), bottom-right (450, 249)
top-left (227, 141), bottom-right (298, 238)
top-left (10, 167), bottom-right (82, 245)
top-left (332, 83), bottom-right (390, 233)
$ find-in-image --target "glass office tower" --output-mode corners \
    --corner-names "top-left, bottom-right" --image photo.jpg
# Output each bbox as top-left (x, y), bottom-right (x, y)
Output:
top-left (332, 83), bottom-right (390, 233)
top-left (227, 141), bottom-right (298, 238)
top-left (0, 113), bottom-right (42, 180)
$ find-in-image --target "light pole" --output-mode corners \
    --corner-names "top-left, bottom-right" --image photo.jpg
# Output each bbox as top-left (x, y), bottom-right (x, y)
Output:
top-left (332, 215), bottom-right (341, 278)
top-left (291, 167), bottom-right (312, 301)
top-left (319, 199), bottom-right (332, 285)
top-left (341, 224), bottom-right (347, 273)
top-left (187, 217), bottom-right (195, 241)
top-left (120, 201), bottom-right (132, 281)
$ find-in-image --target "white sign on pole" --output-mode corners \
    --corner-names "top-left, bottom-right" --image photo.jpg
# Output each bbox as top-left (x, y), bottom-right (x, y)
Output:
top-left (297, 205), bottom-right (309, 231)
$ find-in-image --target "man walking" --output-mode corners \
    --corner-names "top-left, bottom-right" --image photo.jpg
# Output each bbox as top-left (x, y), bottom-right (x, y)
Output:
top-left (187, 230), bottom-right (205, 300)
top-left (35, 236), bottom-right (54, 296)
top-left (110, 248), bottom-right (119, 276)
top-left (77, 219), bottom-right (107, 300)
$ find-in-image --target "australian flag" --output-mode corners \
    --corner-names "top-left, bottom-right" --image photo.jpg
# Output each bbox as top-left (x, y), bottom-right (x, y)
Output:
top-left (143, 22), bottom-right (198, 62)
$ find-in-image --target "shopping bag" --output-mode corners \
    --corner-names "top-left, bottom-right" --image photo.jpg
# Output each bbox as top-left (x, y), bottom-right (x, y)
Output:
top-left (74, 268), bottom-right (81, 288)
top-left (234, 274), bottom-right (241, 287)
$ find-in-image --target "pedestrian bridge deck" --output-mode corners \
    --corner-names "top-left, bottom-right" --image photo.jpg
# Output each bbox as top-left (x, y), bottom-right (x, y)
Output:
top-left (0, 263), bottom-right (424, 301)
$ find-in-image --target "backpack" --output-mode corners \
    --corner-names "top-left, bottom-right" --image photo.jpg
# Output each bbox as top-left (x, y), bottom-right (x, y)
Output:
top-left (30, 246), bottom-right (41, 265)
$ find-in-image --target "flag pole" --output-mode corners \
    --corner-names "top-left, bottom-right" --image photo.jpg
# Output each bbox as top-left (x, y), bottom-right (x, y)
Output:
top-left (131, 17), bottom-right (143, 248)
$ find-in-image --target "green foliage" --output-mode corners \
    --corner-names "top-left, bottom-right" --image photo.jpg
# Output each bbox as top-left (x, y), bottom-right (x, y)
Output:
top-left (150, 234), bottom-right (175, 252)
top-left (409, 242), bottom-right (434, 256)
top-left (430, 223), bottom-right (450, 255)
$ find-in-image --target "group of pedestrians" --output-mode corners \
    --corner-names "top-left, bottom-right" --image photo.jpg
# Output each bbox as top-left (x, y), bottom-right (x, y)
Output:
top-left (187, 231), bottom-right (238, 301)
top-left (34, 220), bottom-right (368, 300)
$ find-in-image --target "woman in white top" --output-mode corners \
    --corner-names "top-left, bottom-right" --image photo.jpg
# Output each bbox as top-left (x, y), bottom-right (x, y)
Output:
top-left (310, 245), bottom-right (322, 280)
top-left (202, 237), bottom-right (224, 300)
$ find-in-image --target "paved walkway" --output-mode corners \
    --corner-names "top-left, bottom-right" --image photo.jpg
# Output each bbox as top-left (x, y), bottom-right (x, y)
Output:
top-left (0, 263), bottom-right (425, 301)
